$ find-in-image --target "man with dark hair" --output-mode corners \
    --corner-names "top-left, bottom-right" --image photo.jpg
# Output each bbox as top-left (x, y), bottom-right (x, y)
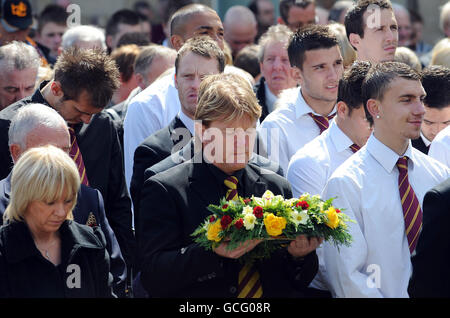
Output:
top-left (35, 4), bottom-right (68, 66)
top-left (0, 48), bottom-right (136, 276)
top-left (248, 0), bottom-right (275, 41)
top-left (287, 61), bottom-right (372, 297)
top-left (322, 62), bottom-right (449, 297)
top-left (345, 0), bottom-right (398, 64)
top-left (278, 0), bottom-right (316, 31)
top-left (105, 9), bottom-right (151, 52)
top-left (137, 72), bottom-right (321, 297)
top-left (259, 24), bottom-right (344, 173)
top-left (412, 66), bottom-right (450, 154)
top-left (123, 3), bottom-right (224, 191)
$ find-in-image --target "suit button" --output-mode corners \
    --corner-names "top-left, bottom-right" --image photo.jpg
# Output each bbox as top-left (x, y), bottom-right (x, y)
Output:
top-left (229, 286), bottom-right (237, 294)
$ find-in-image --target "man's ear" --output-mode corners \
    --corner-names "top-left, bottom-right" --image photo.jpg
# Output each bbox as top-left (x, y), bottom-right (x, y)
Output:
top-left (366, 99), bottom-right (379, 120)
top-left (348, 33), bottom-right (360, 51)
top-left (50, 81), bottom-right (64, 98)
top-left (171, 35), bottom-right (184, 51)
top-left (9, 144), bottom-right (22, 163)
top-left (135, 73), bottom-right (145, 89)
top-left (106, 35), bottom-right (114, 50)
top-left (336, 101), bottom-right (349, 119)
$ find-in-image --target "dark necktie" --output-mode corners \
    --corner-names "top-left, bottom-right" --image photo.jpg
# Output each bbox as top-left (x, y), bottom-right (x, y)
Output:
top-left (396, 156), bottom-right (422, 254)
top-left (308, 112), bottom-right (335, 134)
top-left (224, 176), bottom-right (263, 298)
top-left (69, 126), bottom-right (89, 186)
top-left (349, 144), bottom-right (361, 153)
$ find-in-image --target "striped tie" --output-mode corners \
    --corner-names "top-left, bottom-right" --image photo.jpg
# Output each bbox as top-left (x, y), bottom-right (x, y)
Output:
top-left (396, 156), bottom-right (422, 254)
top-left (224, 176), bottom-right (263, 298)
top-left (349, 144), bottom-right (360, 153)
top-left (308, 113), bottom-right (335, 134)
top-left (69, 126), bottom-right (89, 186)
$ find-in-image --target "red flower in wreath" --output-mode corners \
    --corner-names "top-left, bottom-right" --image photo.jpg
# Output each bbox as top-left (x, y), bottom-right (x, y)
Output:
top-left (296, 201), bottom-right (309, 210)
top-left (253, 206), bottom-right (264, 218)
top-left (222, 204), bottom-right (229, 210)
top-left (209, 215), bottom-right (216, 222)
top-left (243, 198), bottom-right (251, 205)
top-left (221, 215), bottom-right (233, 229)
top-left (234, 218), bottom-right (244, 229)
top-left (336, 209), bottom-right (341, 213)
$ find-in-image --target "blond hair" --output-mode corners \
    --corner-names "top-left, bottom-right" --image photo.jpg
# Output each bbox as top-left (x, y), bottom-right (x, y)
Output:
top-left (431, 46), bottom-right (450, 68)
top-left (394, 46), bottom-right (422, 72)
top-left (328, 22), bottom-right (356, 69)
top-left (195, 73), bottom-right (262, 126)
top-left (4, 145), bottom-right (80, 223)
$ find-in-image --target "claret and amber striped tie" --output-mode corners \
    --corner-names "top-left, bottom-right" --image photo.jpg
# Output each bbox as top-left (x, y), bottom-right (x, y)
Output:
top-left (308, 113), bottom-right (335, 134)
top-left (396, 156), bottom-right (422, 254)
top-left (349, 144), bottom-right (361, 153)
top-left (69, 126), bottom-right (89, 186)
top-left (223, 176), bottom-right (263, 298)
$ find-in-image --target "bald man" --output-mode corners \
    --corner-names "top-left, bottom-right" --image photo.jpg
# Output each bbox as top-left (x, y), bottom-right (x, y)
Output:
top-left (223, 5), bottom-right (258, 58)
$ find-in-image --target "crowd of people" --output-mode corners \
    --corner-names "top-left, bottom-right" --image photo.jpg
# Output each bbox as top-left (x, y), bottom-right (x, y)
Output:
top-left (0, 0), bottom-right (449, 299)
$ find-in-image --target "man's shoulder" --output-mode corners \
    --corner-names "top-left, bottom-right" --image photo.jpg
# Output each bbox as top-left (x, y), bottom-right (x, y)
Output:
top-left (128, 71), bottom-right (175, 106)
top-left (290, 134), bottom-right (329, 165)
top-left (247, 162), bottom-right (290, 188)
top-left (0, 99), bottom-right (32, 121)
top-left (412, 147), bottom-right (450, 177)
top-left (146, 160), bottom-right (193, 187)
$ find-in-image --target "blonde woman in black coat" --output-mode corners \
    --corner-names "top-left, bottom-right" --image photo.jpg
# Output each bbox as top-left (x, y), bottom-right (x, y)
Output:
top-left (0, 145), bottom-right (114, 298)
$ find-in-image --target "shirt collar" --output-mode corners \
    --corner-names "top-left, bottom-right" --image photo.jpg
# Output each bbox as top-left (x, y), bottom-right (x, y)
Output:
top-left (264, 82), bottom-right (277, 113)
top-left (178, 110), bottom-right (195, 136)
top-left (366, 134), bottom-right (415, 174)
top-left (207, 161), bottom-right (245, 192)
top-left (329, 119), bottom-right (354, 153)
top-left (420, 131), bottom-right (432, 147)
top-left (295, 88), bottom-right (336, 119)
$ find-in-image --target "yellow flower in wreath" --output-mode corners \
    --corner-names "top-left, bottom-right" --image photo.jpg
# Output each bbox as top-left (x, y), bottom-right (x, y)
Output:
top-left (207, 220), bottom-right (222, 242)
top-left (325, 207), bottom-right (339, 229)
top-left (264, 213), bottom-right (287, 237)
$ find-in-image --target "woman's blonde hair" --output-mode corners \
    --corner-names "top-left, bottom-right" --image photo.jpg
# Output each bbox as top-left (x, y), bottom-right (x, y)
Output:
top-left (195, 73), bottom-right (262, 126)
top-left (394, 46), bottom-right (422, 72)
top-left (4, 145), bottom-right (80, 223)
top-left (431, 46), bottom-right (450, 68)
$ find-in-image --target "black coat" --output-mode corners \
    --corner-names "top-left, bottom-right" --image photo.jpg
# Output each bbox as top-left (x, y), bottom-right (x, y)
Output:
top-left (411, 137), bottom-right (429, 155)
top-left (0, 82), bottom-right (135, 268)
top-left (0, 220), bottom-right (114, 298)
top-left (0, 173), bottom-right (127, 297)
top-left (254, 77), bottom-right (271, 123)
top-left (137, 159), bottom-right (318, 298)
top-left (130, 116), bottom-right (191, 218)
top-left (409, 177), bottom-right (450, 297)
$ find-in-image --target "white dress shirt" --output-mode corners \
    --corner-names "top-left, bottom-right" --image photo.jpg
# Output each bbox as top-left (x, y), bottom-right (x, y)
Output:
top-left (321, 134), bottom-right (449, 297)
top-left (429, 125), bottom-right (450, 167)
top-left (123, 69), bottom-right (180, 190)
top-left (287, 119), bottom-right (357, 291)
top-left (259, 87), bottom-right (335, 174)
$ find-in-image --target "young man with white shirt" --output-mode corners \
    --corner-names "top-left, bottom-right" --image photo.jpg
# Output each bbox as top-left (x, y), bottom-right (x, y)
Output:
top-left (345, 0), bottom-right (398, 64)
top-left (286, 61), bottom-right (372, 297)
top-left (412, 66), bottom-right (450, 155)
top-left (259, 24), bottom-right (344, 174)
top-left (428, 125), bottom-right (450, 167)
top-left (123, 4), bottom-right (225, 191)
top-left (322, 62), bottom-right (450, 298)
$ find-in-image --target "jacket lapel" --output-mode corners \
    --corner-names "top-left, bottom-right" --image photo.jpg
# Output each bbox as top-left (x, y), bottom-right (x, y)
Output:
top-left (242, 164), bottom-right (267, 198)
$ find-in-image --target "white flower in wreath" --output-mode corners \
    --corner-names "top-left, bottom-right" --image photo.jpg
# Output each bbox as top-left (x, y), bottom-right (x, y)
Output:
top-left (262, 190), bottom-right (274, 201)
top-left (290, 210), bottom-right (309, 227)
top-left (243, 206), bottom-right (253, 215)
top-left (243, 213), bottom-right (257, 230)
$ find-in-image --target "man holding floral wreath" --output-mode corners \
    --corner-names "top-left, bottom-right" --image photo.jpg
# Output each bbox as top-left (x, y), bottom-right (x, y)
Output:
top-left (136, 73), bottom-right (322, 298)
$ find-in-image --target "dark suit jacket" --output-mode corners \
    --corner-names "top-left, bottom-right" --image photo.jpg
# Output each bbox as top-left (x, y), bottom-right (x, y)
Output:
top-left (412, 137), bottom-right (429, 155)
top-left (254, 77), bottom-right (271, 123)
top-left (409, 177), bottom-right (450, 297)
top-left (0, 82), bottom-right (135, 268)
top-left (0, 173), bottom-right (127, 297)
top-left (130, 116), bottom-right (191, 215)
top-left (137, 159), bottom-right (318, 297)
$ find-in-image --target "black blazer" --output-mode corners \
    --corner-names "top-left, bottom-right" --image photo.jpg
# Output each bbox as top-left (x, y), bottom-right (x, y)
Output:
top-left (137, 159), bottom-right (318, 298)
top-left (130, 116), bottom-right (191, 214)
top-left (409, 177), bottom-right (450, 297)
top-left (254, 77), bottom-right (271, 123)
top-left (0, 82), bottom-right (135, 268)
top-left (0, 220), bottom-right (114, 298)
top-left (0, 173), bottom-right (127, 297)
top-left (411, 137), bottom-right (429, 155)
